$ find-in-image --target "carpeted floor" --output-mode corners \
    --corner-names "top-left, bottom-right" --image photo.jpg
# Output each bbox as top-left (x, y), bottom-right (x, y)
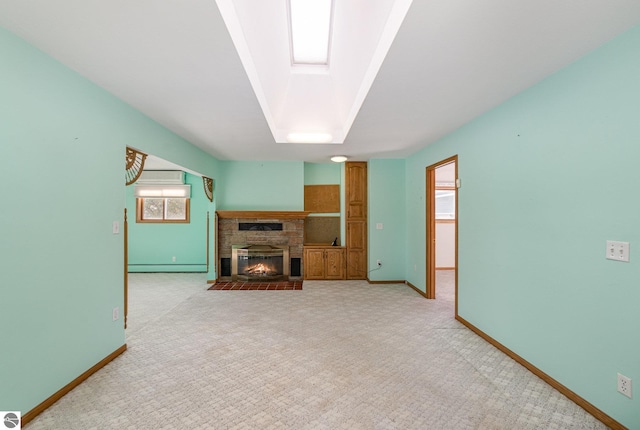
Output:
top-left (208, 280), bottom-right (303, 290)
top-left (25, 271), bottom-right (606, 429)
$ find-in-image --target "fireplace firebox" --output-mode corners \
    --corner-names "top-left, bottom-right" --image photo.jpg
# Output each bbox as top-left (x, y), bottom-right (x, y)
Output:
top-left (231, 245), bottom-right (290, 281)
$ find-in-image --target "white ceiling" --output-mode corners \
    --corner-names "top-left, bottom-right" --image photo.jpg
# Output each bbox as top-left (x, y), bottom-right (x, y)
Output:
top-left (217, 0), bottom-right (413, 145)
top-left (2, 1), bottom-right (640, 163)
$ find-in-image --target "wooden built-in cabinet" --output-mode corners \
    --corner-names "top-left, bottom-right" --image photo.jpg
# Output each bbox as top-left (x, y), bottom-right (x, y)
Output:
top-left (345, 162), bottom-right (367, 279)
top-left (303, 246), bottom-right (346, 280)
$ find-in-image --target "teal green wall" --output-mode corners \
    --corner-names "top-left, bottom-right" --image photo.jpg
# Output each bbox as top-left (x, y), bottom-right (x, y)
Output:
top-left (304, 162), bottom-right (341, 185)
top-left (217, 161), bottom-right (304, 210)
top-left (124, 114), bottom-right (219, 280)
top-left (128, 140), bottom-right (219, 186)
top-left (368, 159), bottom-right (406, 281)
top-left (404, 25), bottom-right (640, 427)
top-left (0, 26), bottom-right (219, 415)
top-left (126, 173), bottom-right (208, 272)
top-left (4, 16), bottom-right (639, 427)
top-left (119, 116), bottom-right (219, 281)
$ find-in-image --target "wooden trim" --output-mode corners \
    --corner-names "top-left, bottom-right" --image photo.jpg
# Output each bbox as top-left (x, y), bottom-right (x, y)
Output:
top-left (203, 176), bottom-right (214, 202)
top-left (215, 213), bottom-right (219, 282)
top-left (367, 279), bottom-right (405, 284)
top-left (303, 245), bottom-right (346, 249)
top-left (124, 208), bottom-right (128, 329)
top-left (435, 219), bottom-right (456, 224)
top-left (22, 344), bottom-right (127, 426)
top-left (125, 147), bottom-right (147, 185)
top-left (426, 165), bottom-right (436, 299)
top-left (455, 316), bottom-right (626, 430)
top-left (426, 155), bottom-right (458, 312)
top-left (206, 211), bottom-right (210, 272)
top-left (454, 158), bottom-right (459, 317)
top-left (206, 279), bottom-right (217, 284)
top-left (436, 266), bottom-right (456, 270)
top-left (216, 210), bottom-right (311, 219)
top-left (405, 280), bottom-right (428, 298)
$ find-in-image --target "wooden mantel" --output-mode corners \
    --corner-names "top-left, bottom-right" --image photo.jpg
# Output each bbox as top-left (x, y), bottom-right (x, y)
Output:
top-left (216, 210), bottom-right (311, 220)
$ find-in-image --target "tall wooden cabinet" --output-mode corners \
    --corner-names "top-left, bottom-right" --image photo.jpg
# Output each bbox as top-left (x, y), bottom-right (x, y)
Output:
top-left (345, 162), bottom-right (367, 279)
top-left (303, 246), bottom-right (346, 280)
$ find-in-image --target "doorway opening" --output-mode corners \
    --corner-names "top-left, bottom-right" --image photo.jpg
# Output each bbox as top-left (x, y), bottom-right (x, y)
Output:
top-left (426, 156), bottom-right (458, 314)
top-left (123, 152), bottom-right (215, 331)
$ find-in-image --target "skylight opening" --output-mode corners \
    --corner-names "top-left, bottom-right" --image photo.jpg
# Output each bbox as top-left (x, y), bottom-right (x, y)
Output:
top-left (286, 132), bottom-right (333, 144)
top-left (288, 0), bottom-right (334, 65)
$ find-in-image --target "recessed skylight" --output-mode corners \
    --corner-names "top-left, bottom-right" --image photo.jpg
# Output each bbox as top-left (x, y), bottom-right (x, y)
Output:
top-left (288, 0), bottom-right (333, 65)
top-left (287, 132), bottom-right (333, 144)
top-left (217, 0), bottom-right (412, 144)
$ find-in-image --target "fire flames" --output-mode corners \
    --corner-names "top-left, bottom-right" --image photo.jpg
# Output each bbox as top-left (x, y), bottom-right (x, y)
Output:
top-left (244, 263), bottom-right (277, 277)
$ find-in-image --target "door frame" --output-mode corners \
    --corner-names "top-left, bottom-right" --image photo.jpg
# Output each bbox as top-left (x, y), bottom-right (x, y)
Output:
top-left (426, 155), bottom-right (458, 314)
top-left (124, 208), bottom-right (128, 329)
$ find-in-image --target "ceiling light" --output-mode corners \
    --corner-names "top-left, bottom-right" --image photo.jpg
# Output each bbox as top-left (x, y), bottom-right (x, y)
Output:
top-left (330, 156), bottom-right (348, 163)
top-left (288, 0), bottom-right (333, 65)
top-left (287, 132), bottom-right (333, 144)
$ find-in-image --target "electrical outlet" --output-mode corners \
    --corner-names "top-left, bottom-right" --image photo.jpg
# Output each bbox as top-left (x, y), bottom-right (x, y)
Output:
top-left (618, 373), bottom-right (632, 398)
top-left (377, 259), bottom-right (382, 266)
top-left (112, 307), bottom-right (119, 322)
top-left (172, 256), bottom-right (176, 262)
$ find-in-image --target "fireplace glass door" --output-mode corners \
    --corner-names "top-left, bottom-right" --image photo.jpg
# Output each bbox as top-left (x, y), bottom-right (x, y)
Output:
top-left (232, 245), bottom-right (290, 281)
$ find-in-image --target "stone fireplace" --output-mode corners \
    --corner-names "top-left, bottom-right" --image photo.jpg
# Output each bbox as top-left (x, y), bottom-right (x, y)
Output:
top-left (217, 211), bottom-right (309, 281)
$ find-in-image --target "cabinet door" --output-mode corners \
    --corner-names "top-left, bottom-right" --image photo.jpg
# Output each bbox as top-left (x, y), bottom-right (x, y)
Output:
top-left (304, 248), bottom-right (326, 280)
top-left (346, 221), bottom-right (367, 279)
top-left (324, 248), bottom-right (345, 280)
top-left (345, 162), bottom-right (367, 279)
top-left (346, 163), bottom-right (367, 220)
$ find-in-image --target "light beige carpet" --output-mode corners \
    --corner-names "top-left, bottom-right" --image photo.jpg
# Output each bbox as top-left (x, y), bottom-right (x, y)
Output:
top-left (26, 271), bottom-right (606, 429)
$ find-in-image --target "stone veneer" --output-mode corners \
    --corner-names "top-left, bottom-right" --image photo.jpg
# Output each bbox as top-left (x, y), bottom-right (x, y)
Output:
top-left (218, 216), bottom-right (305, 280)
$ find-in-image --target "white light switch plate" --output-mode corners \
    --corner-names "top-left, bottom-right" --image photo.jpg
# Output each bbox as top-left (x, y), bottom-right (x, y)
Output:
top-left (112, 221), bottom-right (120, 234)
top-left (606, 240), bottom-right (629, 262)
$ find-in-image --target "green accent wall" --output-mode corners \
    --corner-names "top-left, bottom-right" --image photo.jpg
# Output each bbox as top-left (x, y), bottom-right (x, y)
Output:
top-left (126, 173), bottom-right (208, 272)
top-left (403, 25), bottom-right (640, 427)
top-left (217, 161), bottom-right (304, 210)
top-left (304, 162), bottom-right (341, 185)
top-left (4, 16), bottom-right (640, 428)
top-left (368, 159), bottom-right (406, 281)
top-left (0, 26), bottom-right (218, 415)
